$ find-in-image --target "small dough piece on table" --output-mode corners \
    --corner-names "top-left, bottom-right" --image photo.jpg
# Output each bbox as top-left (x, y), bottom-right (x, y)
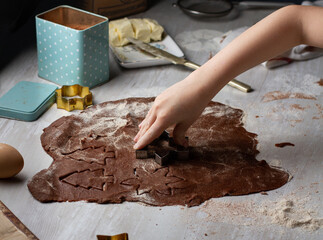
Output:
top-left (144, 18), bottom-right (164, 41)
top-left (28, 98), bottom-right (289, 207)
top-left (109, 18), bottom-right (134, 47)
top-left (130, 19), bottom-right (151, 43)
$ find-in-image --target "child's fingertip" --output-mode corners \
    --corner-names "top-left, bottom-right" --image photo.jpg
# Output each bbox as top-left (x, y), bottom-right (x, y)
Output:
top-left (134, 131), bottom-right (141, 142)
top-left (133, 143), bottom-right (139, 149)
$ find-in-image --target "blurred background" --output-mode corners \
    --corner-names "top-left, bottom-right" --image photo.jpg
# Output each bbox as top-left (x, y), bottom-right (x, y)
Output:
top-left (0, 0), bottom-right (303, 70)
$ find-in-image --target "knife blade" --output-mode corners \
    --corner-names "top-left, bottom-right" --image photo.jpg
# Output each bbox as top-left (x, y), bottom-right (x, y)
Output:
top-left (127, 37), bottom-right (253, 93)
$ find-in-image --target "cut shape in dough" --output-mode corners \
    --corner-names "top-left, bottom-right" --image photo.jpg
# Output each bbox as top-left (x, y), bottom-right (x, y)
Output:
top-left (27, 98), bottom-right (290, 207)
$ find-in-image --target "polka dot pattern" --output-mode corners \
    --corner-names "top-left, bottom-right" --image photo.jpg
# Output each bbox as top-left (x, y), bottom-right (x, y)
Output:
top-left (36, 16), bottom-right (109, 88)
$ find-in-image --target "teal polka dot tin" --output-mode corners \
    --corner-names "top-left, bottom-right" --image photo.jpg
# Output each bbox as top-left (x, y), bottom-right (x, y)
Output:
top-left (36, 5), bottom-right (109, 88)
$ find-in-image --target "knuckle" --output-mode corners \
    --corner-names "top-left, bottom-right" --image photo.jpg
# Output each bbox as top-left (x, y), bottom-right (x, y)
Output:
top-left (157, 111), bottom-right (168, 121)
top-left (153, 103), bottom-right (161, 112)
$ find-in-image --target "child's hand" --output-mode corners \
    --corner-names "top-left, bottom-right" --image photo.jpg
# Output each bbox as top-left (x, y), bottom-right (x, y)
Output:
top-left (133, 5), bottom-right (323, 150)
top-left (133, 73), bottom-right (210, 149)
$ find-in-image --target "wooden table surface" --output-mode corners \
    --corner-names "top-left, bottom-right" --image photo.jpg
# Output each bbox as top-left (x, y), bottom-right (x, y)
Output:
top-left (0, 1), bottom-right (322, 239)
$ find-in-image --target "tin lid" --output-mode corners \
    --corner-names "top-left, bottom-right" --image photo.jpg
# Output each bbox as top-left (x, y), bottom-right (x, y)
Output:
top-left (0, 81), bottom-right (58, 121)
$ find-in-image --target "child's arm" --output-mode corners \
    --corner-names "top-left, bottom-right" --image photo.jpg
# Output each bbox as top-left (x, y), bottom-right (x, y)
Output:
top-left (134, 5), bottom-right (323, 149)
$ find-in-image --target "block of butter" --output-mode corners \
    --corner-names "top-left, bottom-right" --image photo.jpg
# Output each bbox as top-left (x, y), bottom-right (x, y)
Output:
top-left (144, 18), bottom-right (164, 41)
top-left (131, 18), bottom-right (151, 43)
top-left (109, 18), bottom-right (164, 47)
top-left (109, 18), bottom-right (134, 47)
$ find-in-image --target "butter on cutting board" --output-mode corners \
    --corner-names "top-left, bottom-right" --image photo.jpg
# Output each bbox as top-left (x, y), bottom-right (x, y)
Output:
top-left (109, 18), bottom-right (164, 47)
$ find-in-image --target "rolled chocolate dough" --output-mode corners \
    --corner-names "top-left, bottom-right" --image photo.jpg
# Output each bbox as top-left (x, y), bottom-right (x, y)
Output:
top-left (28, 98), bottom-right (289, 207)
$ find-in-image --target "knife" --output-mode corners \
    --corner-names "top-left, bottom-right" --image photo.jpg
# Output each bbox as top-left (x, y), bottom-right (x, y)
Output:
top-left (127, 37), bottom-right (253, 93)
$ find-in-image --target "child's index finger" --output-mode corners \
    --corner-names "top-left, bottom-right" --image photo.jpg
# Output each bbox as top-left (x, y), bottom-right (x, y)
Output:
top-left (133, 120), bottom-right (167, 149)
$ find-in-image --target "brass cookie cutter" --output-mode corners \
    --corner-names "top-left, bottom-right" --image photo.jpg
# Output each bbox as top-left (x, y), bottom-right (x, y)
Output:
top-left (97, 233), bottom-right (128, 240)
top-left (56, 84), bottom-right (92, 111)
top-left (136, 130), bottom-right (189, 166)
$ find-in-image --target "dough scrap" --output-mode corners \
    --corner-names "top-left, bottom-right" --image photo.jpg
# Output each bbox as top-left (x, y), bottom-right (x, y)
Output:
top-left (28, 98), bottom-right (289, 207)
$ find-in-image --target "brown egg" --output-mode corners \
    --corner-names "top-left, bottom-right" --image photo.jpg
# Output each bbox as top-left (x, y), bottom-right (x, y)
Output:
top-left (0, 143), bottom-right (24, 178)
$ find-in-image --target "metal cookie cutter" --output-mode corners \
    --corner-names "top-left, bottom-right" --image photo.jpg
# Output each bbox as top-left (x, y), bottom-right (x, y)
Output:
top-left (97, 233), bottom-right (128, 240)
top-left (136, 130), bottom-right (189, 166)
top-left (56, 84), bottom-right (92, 111)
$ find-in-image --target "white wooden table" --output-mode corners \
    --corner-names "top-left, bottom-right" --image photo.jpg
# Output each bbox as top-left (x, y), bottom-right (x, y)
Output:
top-left (0, 1), bottom-right (322, 239)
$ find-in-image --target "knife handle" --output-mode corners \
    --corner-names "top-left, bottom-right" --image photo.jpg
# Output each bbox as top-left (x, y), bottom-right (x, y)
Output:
top-left (183, 61), bottom-right (253, 93)
top-left (183, 61), bottom-right (200, 70)
top-left (227, 79), bottom-right (253, 93)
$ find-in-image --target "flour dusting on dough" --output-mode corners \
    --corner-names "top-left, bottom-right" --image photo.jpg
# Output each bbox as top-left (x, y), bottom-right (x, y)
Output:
top-left (29, 98), bottom-right (289, 207)
top-left (202, 105), bottom-right (239, 118)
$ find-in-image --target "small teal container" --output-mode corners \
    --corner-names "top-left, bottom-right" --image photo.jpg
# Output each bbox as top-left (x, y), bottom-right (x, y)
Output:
top-left (36, 5), bottom-right (109, 88)
top-left (0, 81), bottom-right (57, 121)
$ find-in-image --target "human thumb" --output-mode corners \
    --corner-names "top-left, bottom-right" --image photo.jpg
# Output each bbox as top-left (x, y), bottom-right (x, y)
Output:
top-left (173, 122), bottom-right (191, 147)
